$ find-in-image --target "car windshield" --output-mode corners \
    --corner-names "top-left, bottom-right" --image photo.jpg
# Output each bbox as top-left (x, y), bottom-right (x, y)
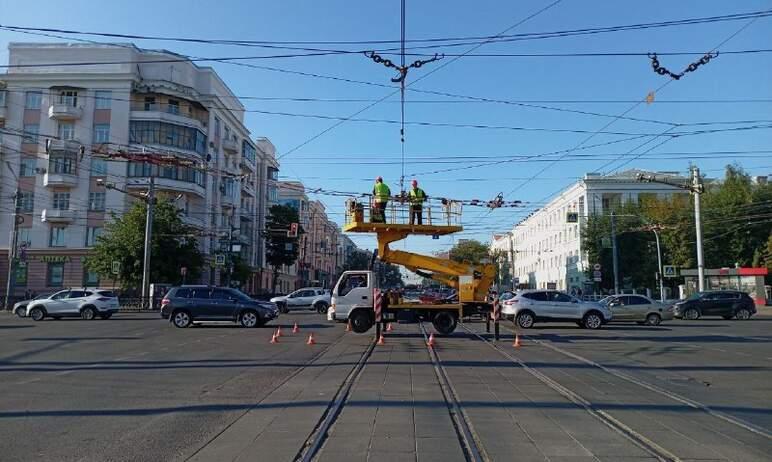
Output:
top-left (598, 296), bottom-right (613, 306)
top-left (33, 293), bottom-right (53, 300)
top-left (229, 289), bottom-right (252, 301)
top-left (687, 292), bottom-right (703, 300)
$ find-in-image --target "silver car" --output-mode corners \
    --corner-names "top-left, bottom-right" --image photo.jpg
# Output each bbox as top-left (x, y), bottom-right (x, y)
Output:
top-left (601, 294), bottom-right (673, 326)
top-left (13, 292), bottom-right (54, 317)
top-left (500, 289), bottom-right (613, 329)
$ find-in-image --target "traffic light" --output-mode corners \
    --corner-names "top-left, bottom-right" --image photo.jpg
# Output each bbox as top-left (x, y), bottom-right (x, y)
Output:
top-left (287, 222), bottom-right (298, 238)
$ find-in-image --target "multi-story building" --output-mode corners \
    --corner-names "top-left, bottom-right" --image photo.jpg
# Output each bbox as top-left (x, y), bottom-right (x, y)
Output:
top-left (498, 170), bottom-right (689, 293)
top-left (0, 43), bottom-right (278, 296)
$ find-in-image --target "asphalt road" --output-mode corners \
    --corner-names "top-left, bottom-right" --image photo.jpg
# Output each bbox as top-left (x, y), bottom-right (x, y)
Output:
top-left (0, 310), bottom-right (770, 461)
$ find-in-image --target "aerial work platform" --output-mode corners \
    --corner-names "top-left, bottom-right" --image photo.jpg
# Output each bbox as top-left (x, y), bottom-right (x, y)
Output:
top-left (343, 198), bottom-right (463, 236)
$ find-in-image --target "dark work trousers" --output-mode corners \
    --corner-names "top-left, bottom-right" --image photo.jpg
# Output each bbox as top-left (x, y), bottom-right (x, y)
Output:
top-left (409, 205), bottom-right (423, 225)
top-left (373, 201), bottom-right (387, 223)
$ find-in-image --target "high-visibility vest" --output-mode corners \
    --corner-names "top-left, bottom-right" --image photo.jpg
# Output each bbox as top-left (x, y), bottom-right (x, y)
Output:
top-left (373, 182), bottom-right (391, 202)
top-left (409, 187), bottom-right (426, 205)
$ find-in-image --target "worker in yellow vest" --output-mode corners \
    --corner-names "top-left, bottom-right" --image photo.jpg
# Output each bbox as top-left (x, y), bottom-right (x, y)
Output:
top-left (408, 179), bottom-right (427, 225)
top-left (372, 176), bottom-right (391, 223)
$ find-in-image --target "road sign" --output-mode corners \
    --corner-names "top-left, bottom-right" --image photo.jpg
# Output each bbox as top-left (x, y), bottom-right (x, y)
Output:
top-left (215, 254), bottom-right (226, 266)
top-left (546, 282), bottom-right (557, 290)
top-left (180, 267), bottom-right (187, 276)
top-left (593, 270), bottom-right (602, 282)
top-left (566, 212), bottom-right (579, 223)
top-left (663, 265), bottom-right (677, 278)
top-left (593, 263), bottom-right (601, 271)
top-left (111, 261), bottom-right (120, 275)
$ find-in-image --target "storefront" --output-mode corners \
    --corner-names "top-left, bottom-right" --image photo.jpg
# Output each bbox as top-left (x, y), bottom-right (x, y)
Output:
top-left (1, 250), bottom-right (116, 297)
top-left (680, 267), bottom-right (768, 306)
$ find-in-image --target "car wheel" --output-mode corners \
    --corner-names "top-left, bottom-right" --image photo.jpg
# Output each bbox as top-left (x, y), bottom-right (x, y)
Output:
top-left (278, 303), bottom-right (289, 314)
top-left (645, 313), bottom-right (662, 326)
top-left (432, 311), bottom-right (457, 335)
top-left (683, 308), bottom-right (700, 320)
top-left (172, 310), bottom-right (192, 328)
top-left (315, 301), bottom-right (329, 314)
top-left (29, 307), bottom-right (45, 321)
top-left (238, 310), bottom-right (260, 328)
top-left (582, 312), bottom-right (603, 330)
top-left (81, 306), bottom-right (96, 321)
top-left (14, 307), bottom-right (27, 318)
top-left (735, 308), bottom-right (751, 320)
top-left (349, 310), bottom-right (374, 334)
top-left (516, 311), bottom-right (535, 329)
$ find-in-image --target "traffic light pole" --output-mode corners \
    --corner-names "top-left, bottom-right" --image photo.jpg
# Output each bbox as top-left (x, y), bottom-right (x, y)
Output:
top-left (141, 176), bottom-right (155, 309)
top-left (4, 188), bottom-right (20, 310)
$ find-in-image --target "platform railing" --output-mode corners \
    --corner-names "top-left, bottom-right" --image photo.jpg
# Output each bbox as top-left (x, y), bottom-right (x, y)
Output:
top-left (345, 197), bottom-right (462, 227)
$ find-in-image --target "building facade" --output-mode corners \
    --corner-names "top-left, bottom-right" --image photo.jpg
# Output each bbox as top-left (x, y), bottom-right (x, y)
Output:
top-left (499, 170), bottom-right (689, 293)
top-left (0, 43), bottom-right (278, 296)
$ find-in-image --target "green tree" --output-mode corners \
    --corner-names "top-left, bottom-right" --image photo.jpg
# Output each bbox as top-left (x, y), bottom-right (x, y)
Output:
top-left (86, 199), bottom-right (203, 288)
top-left (449, 239), bottom-right (490, 265)
top-left (341, 249), bottom-right (372, 272)
top-left (265, 204), bottom-right (301, 292)
top-left (228, 255), bottom-right (253, 288)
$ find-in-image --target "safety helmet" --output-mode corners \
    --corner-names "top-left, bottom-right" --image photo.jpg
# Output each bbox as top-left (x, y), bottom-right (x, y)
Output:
top-left (376, 176), bottom-right (383, 182)
top-left (411, 179), bottom-right (418, 187)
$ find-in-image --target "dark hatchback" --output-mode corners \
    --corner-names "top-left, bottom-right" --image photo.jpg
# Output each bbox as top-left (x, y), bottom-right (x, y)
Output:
top-left (672, 290), bottom-right (756, 320)
top-left (161, 286), bottom-right (279, 328)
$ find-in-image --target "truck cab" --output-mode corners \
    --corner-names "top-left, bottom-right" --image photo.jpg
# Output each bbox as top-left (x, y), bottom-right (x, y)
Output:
top-left (330, 270), bottom-right (374, 333)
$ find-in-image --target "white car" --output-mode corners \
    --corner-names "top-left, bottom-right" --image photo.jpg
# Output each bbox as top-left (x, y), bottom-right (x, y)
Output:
top-left (500, 289), bottom-right (612, 329)
top-left (270, 287), bottom-right (330, 313)
top-left (13, 292), bottom-right (54, 317)
top-left (26, 289), bottom-right (120, 321)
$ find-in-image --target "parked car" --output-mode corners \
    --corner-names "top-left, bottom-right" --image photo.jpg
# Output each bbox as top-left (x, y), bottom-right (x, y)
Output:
top-left (26, 289), bottom-right (120, 321)
top-left (500, 289), bottom-right (613, 329)
top-left (13, 292), bottom-right (54, 317)
top-left (270, 287), bottom-right (330, 313)
top-left (600, 294), bottom-right (673, 326)
top-left (161, 286), bottom-right (279, 328)
top-left (672, 290), bottom-right (756, 320)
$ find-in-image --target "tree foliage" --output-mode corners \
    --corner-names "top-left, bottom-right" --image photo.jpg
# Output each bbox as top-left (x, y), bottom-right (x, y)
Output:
top-left (86, 199), bottom-right (203, 288)
top-left (340, 249), bottom-right (403, 288)
top-left (265, 204), bottom-right (302, 292)
top-left (449, 239), bottom-right (490, 265)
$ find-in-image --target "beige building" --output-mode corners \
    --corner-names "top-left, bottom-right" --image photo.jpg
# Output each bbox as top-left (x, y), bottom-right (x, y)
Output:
top-left (0, 42), bottom-right (279, 296)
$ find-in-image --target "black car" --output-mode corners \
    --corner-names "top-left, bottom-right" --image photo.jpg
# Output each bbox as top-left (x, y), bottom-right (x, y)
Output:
top-left (672, 290), bottom-right (756, 320)
top-left (160, 286), bottom-right (279, 328)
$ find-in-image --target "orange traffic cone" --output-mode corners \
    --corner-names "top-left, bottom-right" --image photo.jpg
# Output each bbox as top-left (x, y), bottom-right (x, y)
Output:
top-left (386, 323), bottom-right (393, 332)
top-left (513, 334), bottom-right (522, 348)
top-left (427, 333), bottom-right (435, 348)
top-left (276, 326), bottom-right (282, 337)
top-left (345, 320), bottom-right (352, 332)
top-left (270, 333), bottom-right (278, 344)
top-left (306, 333), bottom-right (316, 345)
top-left (377, 333), bottom-right (385, 345)
top-left (292, 322), bottom-right (299, 334)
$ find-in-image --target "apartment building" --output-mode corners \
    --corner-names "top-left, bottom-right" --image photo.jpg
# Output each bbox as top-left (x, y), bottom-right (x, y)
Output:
top-left (497, 170), bottom-right (688, 292)
top-left (0, 43), bottom-right (279, 296)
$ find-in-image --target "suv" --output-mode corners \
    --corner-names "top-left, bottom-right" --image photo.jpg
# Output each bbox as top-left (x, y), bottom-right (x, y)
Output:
top-left (26, 289), bottom-right (120, 321)
top-left (672, 290), bottom-right (756, 320)
top-left (500, 290), bottom-right (612, 329)
top-left (161, 286), bottom-right (279, 328)
top-left (270, 287), bottom-right (330, 313)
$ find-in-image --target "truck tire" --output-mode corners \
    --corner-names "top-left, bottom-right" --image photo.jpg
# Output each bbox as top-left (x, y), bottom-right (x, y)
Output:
top-left (349, 309), bottom-right (373, 334)
top-left (432, 311), bottom-right (457, 335)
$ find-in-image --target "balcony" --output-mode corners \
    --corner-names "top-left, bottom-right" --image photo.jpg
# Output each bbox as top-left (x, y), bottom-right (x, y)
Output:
top-left (43, 172), bottom-right (78, 188)
top-left (241, 182), bottom-right (255, 197)
top-left (126, 177), bottom-right (206, 199)
top-left (41, 208), bottom-right (75, 223)
top-left (48, 104), bottom-right (83, 120)
top-left (46, 139), bottom-right (82, 154)
top-left (240, 209), bottom-right (254, 220)
top-left (222, 138), bottom-right (238, 154)
top-left (181, 214), bottom-right (205, 229)
top-left (130, 104), bottom-right (205, 130)
top-left (221, 195), bottom-right (236, 208)
top-left (239, 160), bottom-right (256, 173)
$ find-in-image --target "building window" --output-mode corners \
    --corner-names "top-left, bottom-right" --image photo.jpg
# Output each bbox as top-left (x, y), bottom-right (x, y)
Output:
top-left (25, 91), bottom-right (42, 109)
top-left (49, 226), bottom-right (67, 247)
top-left (19, 157), bottom-right (37, 177)
top-left (51, 156), bottom-right (75, 174)
top-left (18, 228), bottom-right (31, 247)
top-left (167, 99), bottom-right (180, 115)
top-left (0, 90), bottom-right (6, 107)
top-left (15, 265), bottom-right (28, 287)
top-left (93, 123), bottom-right (110, 143)
top-left (47, 262), bottom-right (65, 286)
top-left (89, 192), bottom-right (105, 211)
top-left (22, 124), bottom-right (39, 144)
top-left (214, 117), bottom-right (221, 138)
top-left (268, 167), bottom-right (279, 181)
top-left (86, 227), bottom-right (103, 246)
top-left (18, 192), bottom-right (34, 213)
top-left (58, 123), bottom-right (76, 140)
top-left (84, 269), bottom-right (100, 286)
top-left (52, 192), bottom-right (70, 210)
top-left (90, 157), bottom-right (107, 176)
top-left (57, 90), bottom-right (78, 107)
top-left (94, 90), bottom-right (112, 109)
top-left (243, 141), bottom-right (256, 164)
top-left (144, 96), bottom-right (156, 111)
top-left (129, 121), bottom-right (207, 155)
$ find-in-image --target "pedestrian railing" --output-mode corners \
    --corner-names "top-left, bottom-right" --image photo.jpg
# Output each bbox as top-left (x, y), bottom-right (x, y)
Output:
top-left (345, 197), bottom-right (463, 227)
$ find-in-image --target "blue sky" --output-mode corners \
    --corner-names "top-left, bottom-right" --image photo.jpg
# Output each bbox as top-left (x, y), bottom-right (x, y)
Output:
top-left (1, 0), bottom-right (771, 254)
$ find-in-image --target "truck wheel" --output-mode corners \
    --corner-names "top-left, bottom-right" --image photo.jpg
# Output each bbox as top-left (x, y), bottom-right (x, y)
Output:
top-left (432, 311), bottom-right (457, 335)
top-left (315, 301), bottom-right (329, 314)
top-left (349, 309), bottom-right (373, 333)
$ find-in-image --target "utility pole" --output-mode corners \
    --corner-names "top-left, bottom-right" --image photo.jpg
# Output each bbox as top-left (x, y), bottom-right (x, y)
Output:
top-left (4, 187), bottom-right (20, 310)
top-left (651, 227), bottom-right (665, 302)
top-left (141, 175), bottom-right (155, 309)
top-left (610, 211), bottom-right (620, 295)
top-left (692, 166), bottom-right (706, 292)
